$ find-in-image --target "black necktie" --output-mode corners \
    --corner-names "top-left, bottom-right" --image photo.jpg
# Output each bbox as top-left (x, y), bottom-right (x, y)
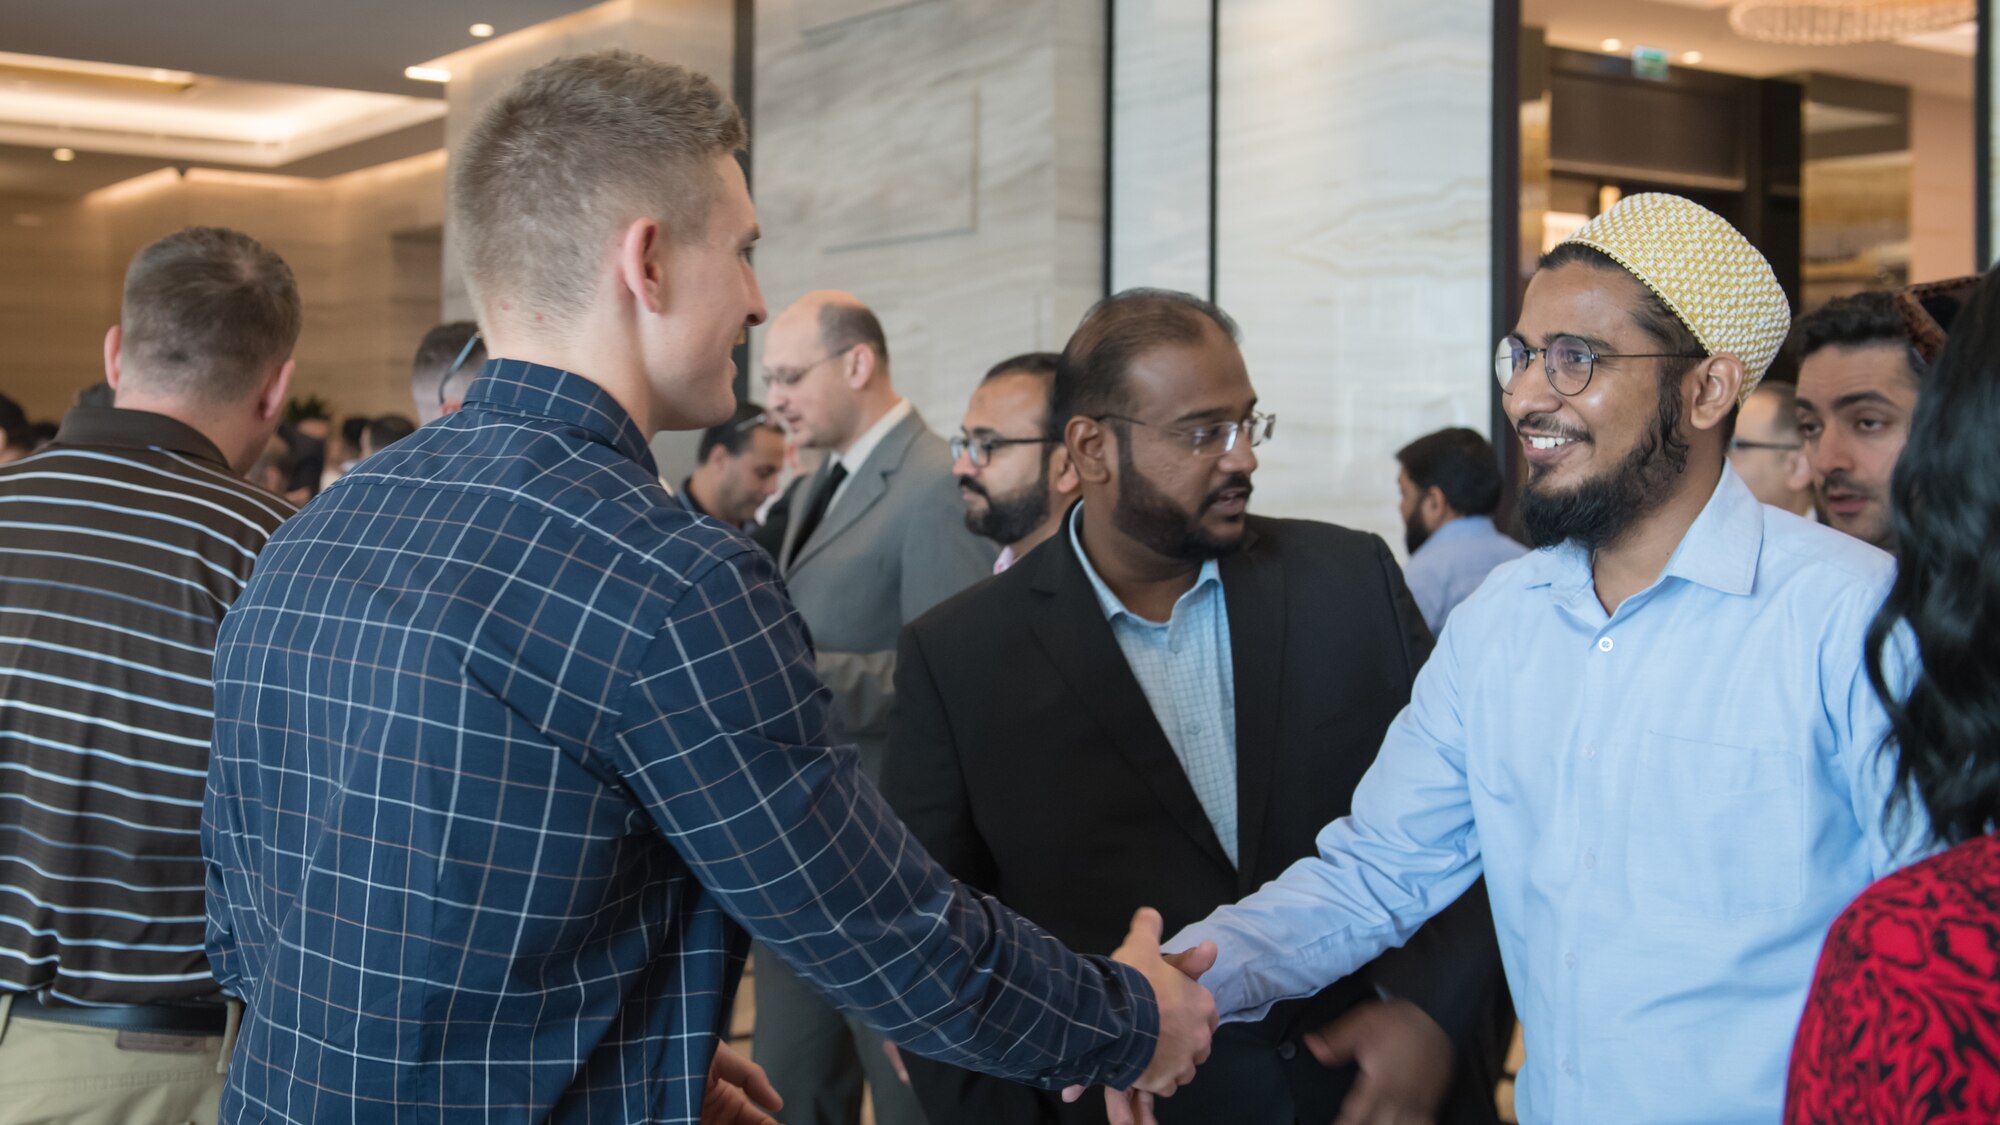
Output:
top-left (787, 462), bottom-right (848, 567)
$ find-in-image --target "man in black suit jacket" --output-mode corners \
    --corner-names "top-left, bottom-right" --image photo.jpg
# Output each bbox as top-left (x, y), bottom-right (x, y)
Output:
top-left (880, 289), bottom-right (1506, 1125)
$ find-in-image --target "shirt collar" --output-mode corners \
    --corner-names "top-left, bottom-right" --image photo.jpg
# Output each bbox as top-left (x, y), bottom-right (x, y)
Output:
top-left (833, 398), bottom-right (912, 474)
top-left (1522, 463), bottom-right (1764, 600)
top-left (1419, 514), bottom-right (1497, 550)
top-left (53, 406), bottom-right (229, 468)
top-left (459, 359), bottom-right (657, 475)
top-left (1066, 502), bottom-right (1221, 624)
top-left (677, 476), bottom-right (711, 517)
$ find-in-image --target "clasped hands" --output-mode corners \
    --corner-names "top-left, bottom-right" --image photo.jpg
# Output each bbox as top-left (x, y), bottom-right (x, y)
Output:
top-left (1064, 908), bottom-right (1455, 1125)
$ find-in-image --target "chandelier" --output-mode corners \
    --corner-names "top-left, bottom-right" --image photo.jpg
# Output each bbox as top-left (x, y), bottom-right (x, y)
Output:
top-left (1728, 0), bottom-right (1974, 45)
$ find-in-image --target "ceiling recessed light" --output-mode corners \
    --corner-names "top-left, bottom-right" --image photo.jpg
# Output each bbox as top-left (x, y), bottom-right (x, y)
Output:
top-left (52, 147), bottom-right (75, 162)
top-left (405, 65), bottom-right (451, 83)
top-left (1602, 38), bottom-right (1623, 52)
top-left (1682, 50), bottom-right (1704, 64)
top-left (469, 23), bottom-right (495, 38)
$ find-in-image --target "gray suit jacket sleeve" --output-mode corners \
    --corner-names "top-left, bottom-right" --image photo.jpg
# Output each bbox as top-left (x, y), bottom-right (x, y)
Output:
top-left (900, 461), bottom-right (1000, 623)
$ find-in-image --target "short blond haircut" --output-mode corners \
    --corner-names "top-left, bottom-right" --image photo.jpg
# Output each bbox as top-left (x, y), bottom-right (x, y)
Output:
top-left (451, 51), bottom-right (745, 328)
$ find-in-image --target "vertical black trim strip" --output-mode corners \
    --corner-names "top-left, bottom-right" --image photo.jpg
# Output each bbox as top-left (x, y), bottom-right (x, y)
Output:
top-left (1979, 0), bottom-right (1992, 269)
top-left (1103, 0), bottom-right (1117, 297)
top-left (1206, 0), bottom-right (1221, 304)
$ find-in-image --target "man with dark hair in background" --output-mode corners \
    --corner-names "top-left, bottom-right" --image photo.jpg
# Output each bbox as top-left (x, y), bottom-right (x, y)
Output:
top-left (887, 289), bottom-right (1506, 1125)
top-left (360, 413), bottom-right (418, 458)
top-left (952, 351), bottom-right (1079, 572)
top-left (1792, 291), bottom-right (1923, 552)
top-left (1395, 426), bottom-right (1527, 634)
top-left (0, 391), bottom-right (33, 464)
top-left (673, 400), bottom-right (785, 530)
top-left (1727, 379), bottom-right (1816, 518)
top-left (408, 320), bottom-right (485, 423)
top-left (0, 226), bottom-right (299, 1124)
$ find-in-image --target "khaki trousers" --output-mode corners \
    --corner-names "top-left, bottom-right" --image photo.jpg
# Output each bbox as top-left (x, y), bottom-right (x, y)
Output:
top-left (0, 994), bottom-right (238, 1125)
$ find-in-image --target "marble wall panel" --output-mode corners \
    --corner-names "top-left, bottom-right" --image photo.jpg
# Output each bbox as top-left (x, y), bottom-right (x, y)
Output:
top-left (754, 0), bottom-right (1104, 432)
top-left (816, 91), bottom-right (979, 250)
top-left (1109, 0), bottom-right (1211, 296)
top-left (1215, 0), bottom-right (1493, 554)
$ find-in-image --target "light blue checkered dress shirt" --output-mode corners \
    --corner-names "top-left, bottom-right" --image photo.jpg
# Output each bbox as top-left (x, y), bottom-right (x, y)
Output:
top-left (1068, 505), bottom-right (1238, 867)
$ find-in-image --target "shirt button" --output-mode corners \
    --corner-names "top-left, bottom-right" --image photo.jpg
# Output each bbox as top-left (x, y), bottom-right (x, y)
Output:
top-left (1597, 637), bottom-right (1614, 652)
top-left (1583, 744), bottom-right (1598, 759)
top-left (1564, 951), bottom-right (1577, 969)
top-left (1582, 850), bottom-right (1597, 870)
top-left (1277, 1041), bottom-right (1298, 1061)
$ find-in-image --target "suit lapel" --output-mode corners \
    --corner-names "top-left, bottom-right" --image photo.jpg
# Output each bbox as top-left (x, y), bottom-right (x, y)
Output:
top-left (1027, 519), bottom-right (1234, 875)
top-left (786, 412), bottom-right (923, 575)
top-left (1222, 523), bottom-right (1284, 891)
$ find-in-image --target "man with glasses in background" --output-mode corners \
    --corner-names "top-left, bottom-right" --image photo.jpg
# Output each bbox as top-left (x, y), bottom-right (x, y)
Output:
top-left (408, 320), bottom-right (485, 423)
top-left (882, 288), bottom-right (1508, 1125)
top-left (1726, 379), bottom-right (1816, 518)
top-left (1134, 195), bottom-right (1918, 1125)
top-left (950, 351), bottom-right (1079, 572)
top-left (755, 289), bottom-right (996, 1125)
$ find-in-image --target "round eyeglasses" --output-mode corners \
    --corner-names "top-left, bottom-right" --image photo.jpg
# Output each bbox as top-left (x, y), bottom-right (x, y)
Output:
top-left (1495, 335), bottom-right (1706, 397)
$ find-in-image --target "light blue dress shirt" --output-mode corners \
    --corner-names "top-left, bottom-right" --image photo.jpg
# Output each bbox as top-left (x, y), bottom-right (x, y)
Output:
top-left (1170, 468), bottom-right (1915, 1125)
top-left (1070, 505), bottom-right (1239, 866)
top-left (1404, 514), bottom-right (1529, 634)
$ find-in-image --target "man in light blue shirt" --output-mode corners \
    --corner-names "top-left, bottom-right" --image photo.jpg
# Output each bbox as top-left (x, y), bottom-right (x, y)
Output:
top-left (1157, 195), bottom-right (1914, 1125)
top-left (1396, 426), bottom-right (1528, 633)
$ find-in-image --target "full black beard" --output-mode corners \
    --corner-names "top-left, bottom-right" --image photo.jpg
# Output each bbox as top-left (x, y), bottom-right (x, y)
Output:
top-left (1404, 508), bottom-right (1432, 556)
top-left (961, 462), bottom-right (1051, 546)
top-left (1112, 439), bottom-right (1251, 561)
top-left (1518, 374), bottom-right (1689, 551)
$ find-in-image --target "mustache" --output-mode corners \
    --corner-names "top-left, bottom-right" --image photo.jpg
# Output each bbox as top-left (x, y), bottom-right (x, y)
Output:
top-left (955, 475), bottom-right (989, 500)
top-left (1515, 412), bottom-right (1591, 443)
top-left (1819, 470), bottom-right (1876, 498)
top-left (1203, 474), bottom-right (1254, 509)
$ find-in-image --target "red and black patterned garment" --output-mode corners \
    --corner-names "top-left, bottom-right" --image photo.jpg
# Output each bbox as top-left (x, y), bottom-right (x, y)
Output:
top-left (1786, 833), bottom-right (2000, 1124)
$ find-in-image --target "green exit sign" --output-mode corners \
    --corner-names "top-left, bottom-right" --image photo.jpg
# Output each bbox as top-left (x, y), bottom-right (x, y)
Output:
top-left (1632, 47), bottom-right (1670, 81)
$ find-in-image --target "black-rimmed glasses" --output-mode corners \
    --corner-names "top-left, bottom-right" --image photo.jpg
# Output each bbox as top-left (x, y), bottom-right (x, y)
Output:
top-left (1094, 411), bottom-right (1275, 458)
top-left (1729, 439), bottom-right (1801, 453)
top-left (1495, 335), bottom-right (1706, 397)
top-left (950, 432), bottom-right (1056, 468)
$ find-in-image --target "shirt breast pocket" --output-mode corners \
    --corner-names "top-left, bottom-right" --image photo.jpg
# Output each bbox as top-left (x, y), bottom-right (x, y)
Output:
top-left (1625, 730), bottom-right (1805, 919)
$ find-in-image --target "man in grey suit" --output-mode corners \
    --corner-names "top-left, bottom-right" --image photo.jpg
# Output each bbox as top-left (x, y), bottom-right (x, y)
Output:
top-left (755, 290), bottom-right (996, 1125)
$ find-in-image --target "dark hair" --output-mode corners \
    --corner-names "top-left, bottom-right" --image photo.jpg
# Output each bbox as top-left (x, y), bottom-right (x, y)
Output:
top-left (366, 414), bottom-right (418, 452)
top-left (1792, 291), bottom-right (1923, 379)
top-left (0, 392), bottom-right (32, 453)
top-left (411, 321), bottom-right (485, 413)
top-left (1053, 288), bottom-right (1240, 434)
top-left (982, 351), bottom-right (1060, 383)
top-left (1537, 242), bottom-right (1706, 472)
top-left (340, 415), bottom-right (369, 448)
top-left (120, 226), bottom-right (301, 403)
top-left (818, 303), bottom-right (890, 366)
top-left (1865, 270), bottom-right (2000, 848)
top-left (74, 383), bottom-right (114, 410)
top-left (697, 401), bottom-right (778, 461)
top-left (1397, 427), bottom-right (1504, 517)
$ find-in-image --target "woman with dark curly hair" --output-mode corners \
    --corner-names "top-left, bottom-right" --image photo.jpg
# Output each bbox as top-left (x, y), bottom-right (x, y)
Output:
top-left (1784, 272), bottom-right (2000, 1123)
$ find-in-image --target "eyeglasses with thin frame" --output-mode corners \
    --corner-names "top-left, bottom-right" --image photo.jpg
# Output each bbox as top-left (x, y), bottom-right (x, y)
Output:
top-left (761, 351), bottom-right (844, 390)
top-left (1495, 335), bottom-right (1706, 397)
top-left (1729, 438), bottom-right (1801, 454)
top-left (1093, 411), bottom-right (1275, 458)
top-left (438, 332), bottom-right (483, 411)
top-left (950, 431), bottom-right (1057, 468)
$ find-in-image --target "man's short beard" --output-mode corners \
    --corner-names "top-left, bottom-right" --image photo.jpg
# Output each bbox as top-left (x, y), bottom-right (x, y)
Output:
top-left (961, 458), bottom-right (1052, 546)
top-left (1404, 508), bottom-right (1432, 556)
top-left (1111, 436), bottom-right (1250, 561)
top-left (1518, 367), bottom-right (1692, 551)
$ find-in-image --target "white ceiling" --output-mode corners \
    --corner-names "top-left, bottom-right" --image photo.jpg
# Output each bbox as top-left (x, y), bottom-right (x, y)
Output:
top-left (1525, 0), bottom-right (1977, 98)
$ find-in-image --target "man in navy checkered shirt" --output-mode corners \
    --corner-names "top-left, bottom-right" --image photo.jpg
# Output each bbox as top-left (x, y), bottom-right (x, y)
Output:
top-left (201, 52), bottom-right (1217, 1125)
